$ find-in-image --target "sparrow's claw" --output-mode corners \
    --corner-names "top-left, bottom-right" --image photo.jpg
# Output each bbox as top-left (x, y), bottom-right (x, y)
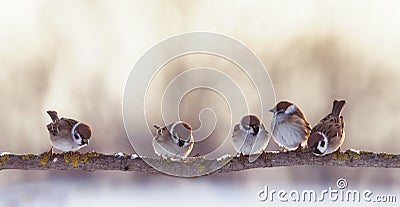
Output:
top-left (47, 147), bottom-right (53, 157)
top-left (279, 146), bottom-right (287, 152)
top-left (64, 151), bottom-right (75, 157)
top-left (159, 155), bottom-right (165, 166)
top-left (334, 147), bottom-right (342, 154)
top-left (295, 144), bottom-right (306, 152)
top-left (261, 150), bottom-right (266, 158)
top-left (193, 153), bottom-right (201, 158)
top-left (239, 152), bottom-right (245, 162)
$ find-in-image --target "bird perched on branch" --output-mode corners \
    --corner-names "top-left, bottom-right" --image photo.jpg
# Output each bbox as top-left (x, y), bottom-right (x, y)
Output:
top-left (152, 121), bottom-right (194, 159)
top-left (46, 110), bottom-right (92, 152)
top-left (232, 115), bottom-right (269, 160)
top-left (270, 101), bottom-right (311, 151)
top-left (308, 100), bottom-right (346, 156)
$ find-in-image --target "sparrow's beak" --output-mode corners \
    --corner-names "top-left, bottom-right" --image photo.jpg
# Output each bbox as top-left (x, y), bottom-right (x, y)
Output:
top-left (269, 108), bottom-right (275, 113)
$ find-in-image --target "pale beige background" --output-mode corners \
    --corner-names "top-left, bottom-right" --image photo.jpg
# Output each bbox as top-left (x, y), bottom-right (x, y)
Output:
top-left (0, 1), bottom-right (399, 206)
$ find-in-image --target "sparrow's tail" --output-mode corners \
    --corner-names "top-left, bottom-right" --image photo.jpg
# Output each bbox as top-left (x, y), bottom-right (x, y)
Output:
top-left (47, 110), bottom-right (59, 122)
top-left (331, 100), bottom-right (346, 117)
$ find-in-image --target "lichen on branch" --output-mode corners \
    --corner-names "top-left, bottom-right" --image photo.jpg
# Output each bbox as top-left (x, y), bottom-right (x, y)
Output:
top-left (0, 150), bottom-right (398, 177)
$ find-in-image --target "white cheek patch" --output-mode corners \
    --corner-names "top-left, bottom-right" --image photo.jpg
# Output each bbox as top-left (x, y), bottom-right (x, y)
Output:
top-left (249, 127), bottom-right (255, 134)
top-left (285, 105), bottom-right (297, 114)
top-left (317, 132), bottom-right (329, 154)
top-left (170, 122), bottom-right (181, 141)
top-left (240, 124), bottom-right (252, 134)
top-left (71, 123), bottom-right (82, 145)
top-left (71, 123), bottom-right (79, 137)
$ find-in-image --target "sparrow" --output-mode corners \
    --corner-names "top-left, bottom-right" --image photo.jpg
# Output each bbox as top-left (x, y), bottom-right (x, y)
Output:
top-left (152, 121), bottom-right (194, 159)
top-left (270, 101), bottom-right (311, 151)
top-left (46, 110), bottom-right (92, 152)
top-left (232, 115), bottom-right (269, 156)
top-left (307, 100), bottom-right (346, 156)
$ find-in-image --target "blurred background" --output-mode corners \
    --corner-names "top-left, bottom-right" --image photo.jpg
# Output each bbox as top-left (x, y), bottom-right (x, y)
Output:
top-left (0, 0), bottom-right (399, 206)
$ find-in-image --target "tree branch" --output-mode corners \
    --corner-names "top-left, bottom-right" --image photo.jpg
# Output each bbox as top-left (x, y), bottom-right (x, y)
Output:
top-left (0, 150), bottom-right (398, 176)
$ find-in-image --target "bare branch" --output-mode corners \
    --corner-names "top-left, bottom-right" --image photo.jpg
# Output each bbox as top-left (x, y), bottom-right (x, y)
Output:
top-left (0, 150), bottom-right (398, 177)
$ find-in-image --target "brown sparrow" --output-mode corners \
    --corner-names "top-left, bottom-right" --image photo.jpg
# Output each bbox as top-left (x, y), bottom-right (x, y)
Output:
top-left (46, 111), bottom-right (92, 152)
top-left (152, 121), bottom-right (194, 159)
top-left (307, 100), bottom-right (346, 156)
top-left (232, 115), bottom-right (269, 156)
top-left (270, 101), bottom-right (311, 151)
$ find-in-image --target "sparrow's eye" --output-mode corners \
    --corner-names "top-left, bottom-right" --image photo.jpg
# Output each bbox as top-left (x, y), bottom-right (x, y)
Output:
top-left (319, 140), bottom-right (325, 147)
top-left (74, 134), bottom-right (80, 140)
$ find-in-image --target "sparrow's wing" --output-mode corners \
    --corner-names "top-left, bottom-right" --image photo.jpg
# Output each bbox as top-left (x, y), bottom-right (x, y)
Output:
top-left (327, 116), bottom-right (345, 149)
top-left (288, 112), bottom-right (311, 132)
top-left (317, 113), bottom-right (333, 124)
top-left (293, 109), bottom-right (311, 130)
top-left (340, 116), bottom-right (345, 133)
top-left (56, 118), bottom-right (79, 137)
top-left (312, 115), bottom-right (342, 139)
top-left (317, 100), bottom-right (346, 126)
top-left (46, 122), bottom-right (59, 135)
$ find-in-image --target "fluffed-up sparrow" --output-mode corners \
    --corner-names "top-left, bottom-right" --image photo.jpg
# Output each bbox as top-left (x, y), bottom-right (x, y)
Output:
top-left (232, 115), bottom-right (269, 157)
top-left (270, 101), bottom-right (311, 151)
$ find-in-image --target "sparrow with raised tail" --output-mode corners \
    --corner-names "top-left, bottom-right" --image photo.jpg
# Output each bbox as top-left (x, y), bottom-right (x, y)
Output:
top-left (232, 115), bottom-right (269, 156)
top-left (270, 101), bottom-right (311, 151)
top-left (152, 121), bottom-right (194, 159)
top-left (46, 111), bottom-right (92, 152)
top-left (307, 100), bottom-right (346, 156)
